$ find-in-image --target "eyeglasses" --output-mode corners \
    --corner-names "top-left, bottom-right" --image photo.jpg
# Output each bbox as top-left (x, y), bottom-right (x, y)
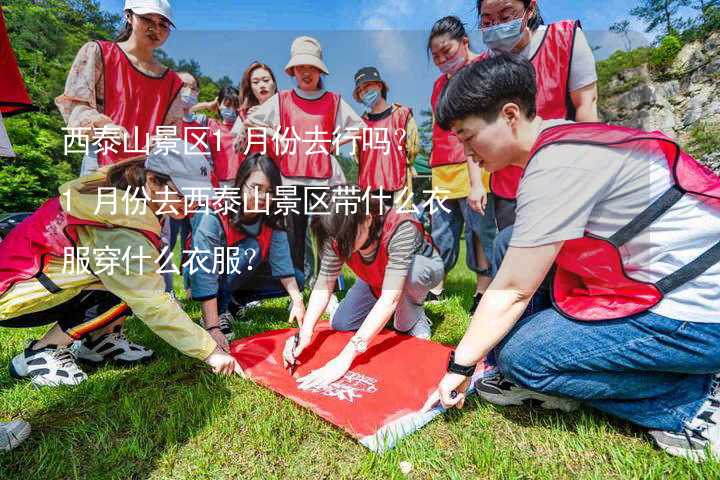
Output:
top-left (480, 8), bottom-right (526, 29)
top-left (134, 13), bottom-right (172, 33)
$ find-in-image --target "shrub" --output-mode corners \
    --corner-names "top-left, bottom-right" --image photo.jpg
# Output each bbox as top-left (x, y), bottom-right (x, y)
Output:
top-left (650, 34), bottom-right (683, 72)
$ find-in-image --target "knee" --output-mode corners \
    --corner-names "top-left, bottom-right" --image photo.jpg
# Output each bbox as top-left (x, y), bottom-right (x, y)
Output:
top-left (496, 320), bottom-right (556, 390)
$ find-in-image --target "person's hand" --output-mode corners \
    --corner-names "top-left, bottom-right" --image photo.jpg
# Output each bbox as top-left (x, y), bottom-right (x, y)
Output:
top-left (467, 185), bottom-right (488, 215)
top-left (208, 328), bottom-right (230, 353)
top-left (233, 126), bottom-right (248, 153)
top-left (423, 372), bottom-right (471, 412)
top-left (282, 331), bottom-right (312, 369)
top-left (246, 105), bottom-right (260, 117)
top-left (204, 346), bottom-right (244, 376)
top-left (296, 350), bottom-right (354, 390)
top-left (96, 123), bottom-right (131, 144)
top-left (288, 299), bottom-right (305, 326)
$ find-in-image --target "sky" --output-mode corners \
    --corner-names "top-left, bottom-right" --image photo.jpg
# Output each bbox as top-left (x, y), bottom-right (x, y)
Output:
top-left (95, 0), bottom-right (663, 117)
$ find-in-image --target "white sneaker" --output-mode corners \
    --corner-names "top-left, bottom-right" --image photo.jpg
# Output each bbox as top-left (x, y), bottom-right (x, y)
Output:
top-left (475, 373), bottom-right (579, 412)
top-left (217, 312), bottom-right (236, 341)
top-left (0, 420), bottom-right (30, 451)
top-left (71, 327), bottom-right (153, 364)
top-left (407, 313), bottom-right (432, 340)
top-left (10, 342), bottom-right (87, 387)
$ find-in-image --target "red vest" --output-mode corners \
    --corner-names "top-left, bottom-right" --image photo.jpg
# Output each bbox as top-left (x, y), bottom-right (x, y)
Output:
top-left (490, 20), bottom-right (580, 205)
top-left (429, 56), bottom-right (484, 168)
top-left (527, 123), bottom-right (720, 321)
top-left (239, 109), bottom-right (279, 165)
top-left (0, 197), bottom-right (162, 297)
top-left (96, 40), bottom-right (183, 166)
top-left (208, 118), bottom-right (241, 182)
top-left (216, 211), bottom-right (274, 261)
top-left (341, 209), bottom-right (434, 298)
top-left (278, 90), bottom-right (340, 179)
top-left (358, 106), bottom-right (412, 192)
top-left (0, 9), bottom-right (35, 116)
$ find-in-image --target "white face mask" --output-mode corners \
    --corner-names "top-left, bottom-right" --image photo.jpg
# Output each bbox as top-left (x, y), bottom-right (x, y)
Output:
top-left (180, 87), bottom-right (198, 108)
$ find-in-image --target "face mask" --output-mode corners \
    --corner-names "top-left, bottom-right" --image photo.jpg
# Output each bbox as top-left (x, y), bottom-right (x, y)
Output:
top-left (438, 50), bottom-right (467, 76)
top-left (361, 89), bottom-right (380, 109)
top-left (482, 14), bottom-right (526, 53)
top-left (180, 88), bottom-right (198, 108)
top-left (219, 106), bottom-right (237, 123)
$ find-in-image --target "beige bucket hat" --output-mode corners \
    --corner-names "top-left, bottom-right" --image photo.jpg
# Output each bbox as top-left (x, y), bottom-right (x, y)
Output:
top-left (284, 36), bottom-right (329, 76)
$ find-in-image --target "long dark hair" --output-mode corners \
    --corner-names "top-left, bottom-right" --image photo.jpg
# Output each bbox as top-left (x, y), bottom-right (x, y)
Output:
top-left (426, 16), bottom-right (469, 59)
top-left (476, 0), bottom-right (544, 31)
top-left (115, 10), bottom-right (133, 42)
top-left (217, 86), bottom-right (240, 115)
top-left (232, 153), bottom-right (284, 231)
top-left (239, 62), bottom-right (277, 113)
top-left (311, 185), bottom-right (386, 260)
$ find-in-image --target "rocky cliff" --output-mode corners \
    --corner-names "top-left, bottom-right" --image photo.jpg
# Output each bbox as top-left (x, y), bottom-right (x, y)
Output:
top-left (601, 31), bottom-right (720, 173)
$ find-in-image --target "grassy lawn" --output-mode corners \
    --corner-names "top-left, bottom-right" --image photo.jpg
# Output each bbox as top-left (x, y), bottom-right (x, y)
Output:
top-left (1, 246), bottom-right (719, 479)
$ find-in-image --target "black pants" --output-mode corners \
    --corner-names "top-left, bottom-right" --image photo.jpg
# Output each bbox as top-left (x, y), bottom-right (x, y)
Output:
top-left (0, 291), bottom-right (129, 340)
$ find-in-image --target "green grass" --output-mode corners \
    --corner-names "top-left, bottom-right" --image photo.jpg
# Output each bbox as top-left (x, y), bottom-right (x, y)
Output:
top-left (2, 248), bottom-right (719, 479)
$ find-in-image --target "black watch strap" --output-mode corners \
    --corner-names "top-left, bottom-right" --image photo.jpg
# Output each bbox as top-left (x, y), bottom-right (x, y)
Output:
top-left (447, 351), bottom-right (476, 377)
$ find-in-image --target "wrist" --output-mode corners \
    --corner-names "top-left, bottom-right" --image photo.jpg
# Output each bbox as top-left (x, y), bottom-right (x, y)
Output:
top-left (290, 293), bottom-right (304, 305)
top-left (447, 351), bottom-right (476, 377)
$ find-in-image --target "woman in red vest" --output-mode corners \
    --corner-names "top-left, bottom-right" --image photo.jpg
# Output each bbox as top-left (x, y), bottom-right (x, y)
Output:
top-left (56, 0), bottom-right (183, 174)
top-left (282, 187), bottom-right (444, 389)
top-left (352, 66), bottom-right (420, 206)
top-left (427, 55), bottom-right (720, 461)
top-left (475, 0), bottom-right (599, 277)
top-left (0, 146), bottom-right (242, 390)
top-left (185, 153), bottom-right (305, 351)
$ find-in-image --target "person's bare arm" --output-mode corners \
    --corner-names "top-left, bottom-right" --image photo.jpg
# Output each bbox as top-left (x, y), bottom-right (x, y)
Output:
top-left (571, 82), bottom-right (599, 122)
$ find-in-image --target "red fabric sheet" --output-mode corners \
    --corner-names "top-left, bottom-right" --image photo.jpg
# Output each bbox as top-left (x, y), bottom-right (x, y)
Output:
top-left (230, 324), bottom-right (451, 442)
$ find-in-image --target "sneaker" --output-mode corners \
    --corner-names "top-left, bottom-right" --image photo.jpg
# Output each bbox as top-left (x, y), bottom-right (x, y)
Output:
top-left (475, 373), bottom-right (579, 412)
top-left (0, 420), bottom-right (30, 451)
top-left (470, 293), bottom-right (483, 315)
top-left (218, 312), bottom-right (235, 340)
top-left (650, 375), bottom-right (720, 461)
top-left (407, 313), bottom-right (432, 340)
top-left (231, 300), bottom-right (260, 321)
top-left (426, 291), bottom-right (445, 304)
top-left (325, 294), bottom-right (340, 318)
top-left (10, 342), bottom-right (87, 387)
top-left (71, 327), bottom-right (153, 364)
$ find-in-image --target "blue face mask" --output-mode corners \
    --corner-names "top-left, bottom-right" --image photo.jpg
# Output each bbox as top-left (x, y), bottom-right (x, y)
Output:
top-left (482, 15), bottom-right (526, 53)
top-left (361, 89), bottom-right (381, 110)
top-left (219, 106), bottom-right (237, 123)
top-left (181, 91), bottom-right (198, 108)
top-left (438, 50), bottom-right (467, 76)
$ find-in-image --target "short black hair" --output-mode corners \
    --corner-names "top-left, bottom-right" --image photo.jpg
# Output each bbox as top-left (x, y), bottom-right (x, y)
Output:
top-left (426, 16), bottom-right (468, 58)
top-left (435, 53), bottom-right (537, 130)
top-left (217, 86), bottom-right (240, 110)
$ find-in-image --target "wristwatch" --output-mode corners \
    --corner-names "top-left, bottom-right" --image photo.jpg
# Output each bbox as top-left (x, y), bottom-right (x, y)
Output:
top-left (349, 335), bottom-right (368, 354)
top-left (447, 351), bottom-right (476, 377)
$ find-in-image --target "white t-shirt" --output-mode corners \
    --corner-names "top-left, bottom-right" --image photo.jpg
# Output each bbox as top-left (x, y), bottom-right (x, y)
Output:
top-left (517, 24), bottom-right (598, 92)
top-left (0, 112), bottom-right (15, 157)
top-left (511, 120), bottom-right (720, 323)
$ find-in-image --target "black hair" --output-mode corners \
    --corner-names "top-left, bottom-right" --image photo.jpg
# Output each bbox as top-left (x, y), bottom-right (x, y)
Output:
top-left (217, 86), bottom-right (240, 112)
top-left (115, 9), bottom-right (133, 42)
top-left (476, 0), bottom-right (544, 31)
top-left (435, 53), bottom-right (537, 130)
top-left (426, 16), bottom-right (469, 58)
top-left (311, 185), bottom-right (386, 260)
top-left (232, 153), bottom-right (285, 231)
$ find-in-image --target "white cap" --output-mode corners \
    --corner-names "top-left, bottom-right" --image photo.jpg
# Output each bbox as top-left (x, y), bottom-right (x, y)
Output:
top-left (284, 36), bottom-right (329, 76)
top-left (145, 140), bottom-right (214, 195)
top-left (124, 0), bottom-right (174, 26)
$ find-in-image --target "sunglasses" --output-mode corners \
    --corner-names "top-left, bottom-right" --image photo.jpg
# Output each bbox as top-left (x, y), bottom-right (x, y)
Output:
top-left (133, 13), bottom-right (172, 33)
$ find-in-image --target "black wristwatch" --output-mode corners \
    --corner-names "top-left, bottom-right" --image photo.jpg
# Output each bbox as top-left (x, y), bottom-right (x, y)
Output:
top-left (447, 351), bottom-right (476, 377)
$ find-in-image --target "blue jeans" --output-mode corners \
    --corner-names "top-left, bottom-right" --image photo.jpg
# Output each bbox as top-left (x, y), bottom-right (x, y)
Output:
top-left (431, 196), bottom-right (496, 275)
top-left (497, 308), bottom-right (720, 432)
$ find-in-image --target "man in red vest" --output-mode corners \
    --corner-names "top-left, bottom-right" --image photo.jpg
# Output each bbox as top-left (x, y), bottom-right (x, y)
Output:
top-left (425, 54), bottom-right (720, 461)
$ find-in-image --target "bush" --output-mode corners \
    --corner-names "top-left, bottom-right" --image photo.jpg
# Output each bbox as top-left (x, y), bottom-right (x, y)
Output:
top-left (596, 47), bottom-right (653, 100)
top-left (650, 34), bottom-right (683, 72)
top-left (686, 121), bottom-right (720, 159)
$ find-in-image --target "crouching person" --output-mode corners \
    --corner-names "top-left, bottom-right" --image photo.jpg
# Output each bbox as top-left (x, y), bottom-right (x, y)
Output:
top-left (283, 186), bottom-right (444, 389)
top-left (185, 153), bottom-right (305, 349)
top-left (427, 54), bottom-right (720, 461)
top-left (0, 147), bottom-right (242, 390)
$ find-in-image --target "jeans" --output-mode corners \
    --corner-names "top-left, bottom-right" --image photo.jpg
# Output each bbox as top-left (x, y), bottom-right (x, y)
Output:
top-left (496, 308), bottom-right (720, 432)
top-left (431, 196), bottom-right (497, 275)
top-left (330, 254), bottom-right (444, 332)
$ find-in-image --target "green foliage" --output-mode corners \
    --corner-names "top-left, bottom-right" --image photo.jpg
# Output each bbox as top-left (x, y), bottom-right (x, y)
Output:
top-left (595, 47), bottom-right (653, 100)
top-left (630, 0), bottom-right (684, 36)
top-left (649, 34), bottom-right (683, 71)
top-left (686, 121), bottom-right (720, 158)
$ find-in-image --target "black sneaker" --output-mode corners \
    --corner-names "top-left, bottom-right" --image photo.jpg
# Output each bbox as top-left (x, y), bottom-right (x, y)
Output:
top-left (650, 374), bottom-right (720, 461)
top-left (217, 312), bottom-right (236, 340)
top-left (10, 341), bottom-right (87, 387)
top-left (470, 293), bottom-right (483, 315)
top-left (426, 291), bottom-right (445, 303)
top-left (475, 373), bottom-right (579, 412)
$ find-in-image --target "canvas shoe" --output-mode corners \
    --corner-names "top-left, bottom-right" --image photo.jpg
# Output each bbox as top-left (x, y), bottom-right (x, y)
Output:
top-left (71, 326), bottom-right (153, 364)
top-left (0, 420), bottom-right (31, 451)
top-left (407, 313), bottom-right (432, 340)
top-left (475, 372), bottom-right (579, 412)
top-left (217, 312), bottom-right (236, 341)
top-left (10, 342), bottom-right (87, 387)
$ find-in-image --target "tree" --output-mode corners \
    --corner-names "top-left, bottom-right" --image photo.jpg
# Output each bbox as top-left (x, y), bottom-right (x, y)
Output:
top-left (610, 20), bottom-right (633, 51)
top-left (690, 0), bottom-right (720, 21)
top-left (630, 0), bottom-right (686, 36)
